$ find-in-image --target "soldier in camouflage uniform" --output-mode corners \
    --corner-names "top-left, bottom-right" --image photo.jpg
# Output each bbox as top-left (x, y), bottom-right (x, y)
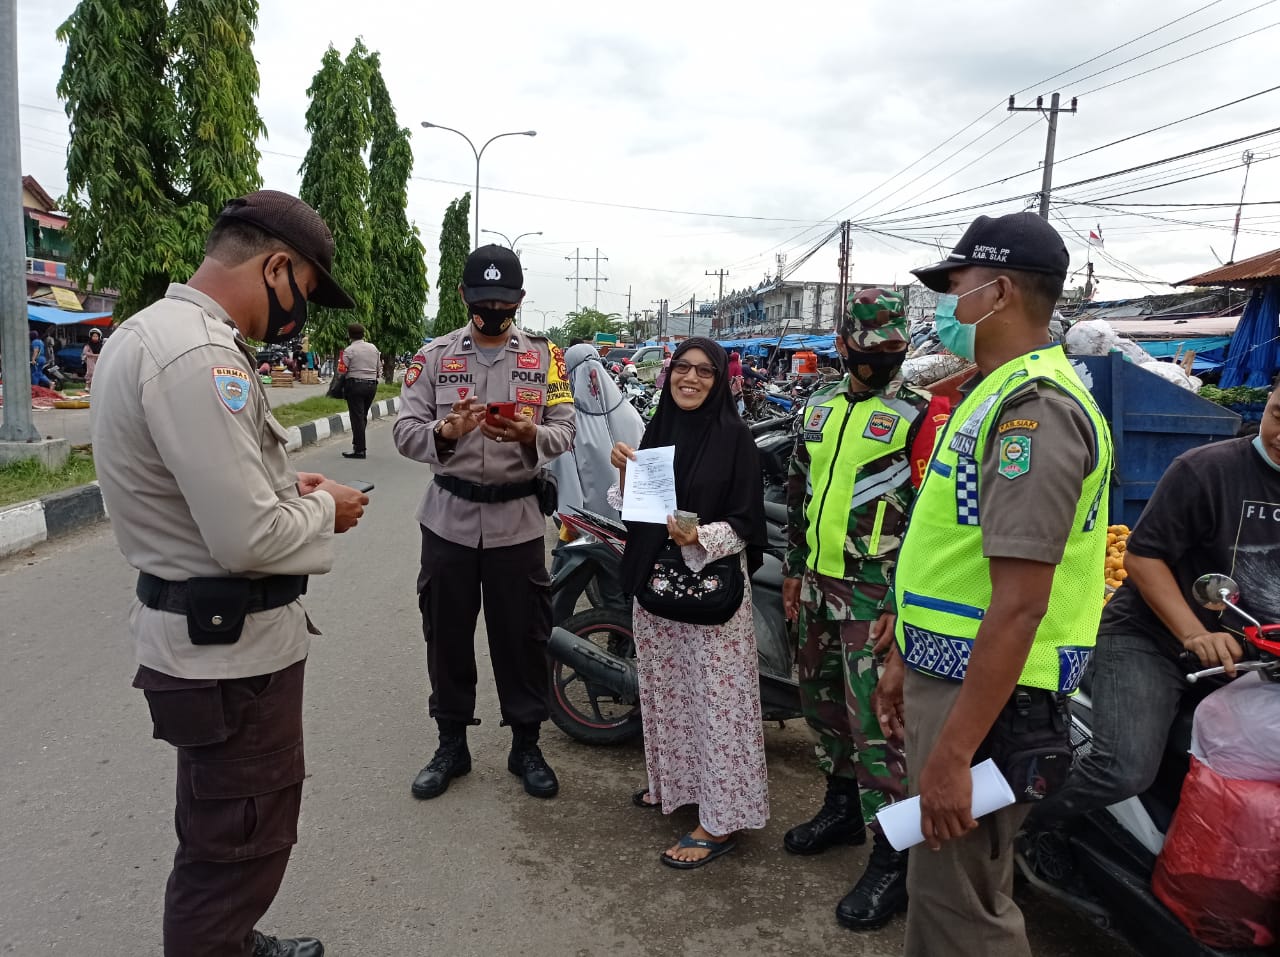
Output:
top-left (783, 288), bottom-right (948, 931)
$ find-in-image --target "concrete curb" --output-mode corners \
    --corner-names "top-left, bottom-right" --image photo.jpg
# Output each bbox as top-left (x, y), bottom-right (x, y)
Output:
top-left (0, 396), bottom-right (400, 559)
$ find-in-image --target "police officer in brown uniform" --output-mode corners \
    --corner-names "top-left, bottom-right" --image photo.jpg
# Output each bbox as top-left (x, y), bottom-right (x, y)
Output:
top-left (394, 245), bottom-right (576, 800)
top-left (91, 191), bottom-right (369, 957)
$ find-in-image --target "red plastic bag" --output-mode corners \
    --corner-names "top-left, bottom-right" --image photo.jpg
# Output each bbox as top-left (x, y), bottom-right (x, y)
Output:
top-left (1153, 755), bottom-right (1280, 949)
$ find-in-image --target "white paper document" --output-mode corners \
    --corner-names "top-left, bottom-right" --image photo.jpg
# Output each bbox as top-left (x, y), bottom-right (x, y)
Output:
top-left (875, 759), bottom-right (1017, 852)
top-left (621, 446), bottom-right (678, 524)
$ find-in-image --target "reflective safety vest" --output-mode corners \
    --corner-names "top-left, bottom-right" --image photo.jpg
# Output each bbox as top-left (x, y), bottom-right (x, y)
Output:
top-left (893, 345), bottom-right (1113, 694)
top-left (801, 388), bottom-right (924, 579)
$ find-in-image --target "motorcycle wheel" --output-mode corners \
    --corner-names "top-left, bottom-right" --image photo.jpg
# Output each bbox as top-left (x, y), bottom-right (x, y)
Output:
top-left (548, 606), bottom-right (644, 746)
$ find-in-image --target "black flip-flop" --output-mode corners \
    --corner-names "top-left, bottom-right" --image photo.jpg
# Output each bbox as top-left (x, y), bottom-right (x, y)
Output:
top-left (660, 832), bottom-right (737, 870)
top-left (632, 789), bottom-right (660, 809)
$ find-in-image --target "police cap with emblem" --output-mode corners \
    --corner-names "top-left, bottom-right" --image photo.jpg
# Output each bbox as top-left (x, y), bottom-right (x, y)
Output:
top-left (462, 244), bottom-right (524, 304)
top-left (215, 190), bottom-right (356, 309)
top-left (840, 288), bottom-right (908, 349)
top-left (911, 211), bottom-right (1069, 293)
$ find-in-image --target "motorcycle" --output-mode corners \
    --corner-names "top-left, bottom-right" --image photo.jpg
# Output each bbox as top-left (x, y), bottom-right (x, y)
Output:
top-left (546, 506), bottom-right (800, 745)
top-left (1016, 573), bottom-right (1279, 957)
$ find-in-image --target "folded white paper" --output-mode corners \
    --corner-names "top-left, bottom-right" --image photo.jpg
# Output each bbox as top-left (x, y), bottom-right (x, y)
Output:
top-left (621, 446), bottom-right (678, 524)
top-left (875, 758), bottom-right (1016, 852)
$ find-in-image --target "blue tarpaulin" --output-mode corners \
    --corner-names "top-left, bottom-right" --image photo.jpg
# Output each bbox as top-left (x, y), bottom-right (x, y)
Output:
top-left (1220, 284), bottom-right (1280, 389)
top-left (28, 304), bottom-right (112, 326)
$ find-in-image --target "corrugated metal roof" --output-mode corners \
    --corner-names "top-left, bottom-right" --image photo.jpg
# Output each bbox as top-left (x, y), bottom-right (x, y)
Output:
top-left (1178, 247), bottom-right (1280, 286)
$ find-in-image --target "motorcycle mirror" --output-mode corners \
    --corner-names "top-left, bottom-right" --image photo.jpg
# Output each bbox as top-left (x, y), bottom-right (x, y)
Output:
top-left (1192, 573), bottom-right (1240, 611)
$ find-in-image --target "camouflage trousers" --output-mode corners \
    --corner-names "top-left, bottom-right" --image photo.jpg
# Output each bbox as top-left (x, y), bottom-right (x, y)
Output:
top-left (797, 572), bottom-right (908, 824)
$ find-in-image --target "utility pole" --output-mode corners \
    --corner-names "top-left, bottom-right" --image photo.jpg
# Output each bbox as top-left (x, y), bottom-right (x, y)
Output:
top-left (1008, 92), bottom-right (1077, 219)
top-left (1083, 260), bottom-right (1095, 301)
top-left (1229, 149), bottom-right (1258, 264)
top-left (651, 299), bottom-right (668, 340)
top-left (705, 268), bottom-right (728, 333)
top-left (0, 0), bottom-right (50, 453)
top-left (565, 248), bottom-right (581, 312)
top-left (689, 296), bottom-right (696, 336)
top-left (591, 247), bottom-right (609, 310)
top-left (626, 285), bottom-right (631, 338)
top-left (834, 220), bottom-right (851, 330)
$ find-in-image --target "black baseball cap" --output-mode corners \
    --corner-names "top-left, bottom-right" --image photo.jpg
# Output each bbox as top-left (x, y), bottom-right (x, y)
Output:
top-left (215, 190), bottom-right (356, 309)
top-left (912, 211), bottom-right (1069, 293)
top-left (462, 244), bottom-right (524, 304)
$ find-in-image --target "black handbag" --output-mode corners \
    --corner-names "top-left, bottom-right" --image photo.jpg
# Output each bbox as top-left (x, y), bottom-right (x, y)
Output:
top-left (635, 540), bottom-right (745, 626)
top-left (326, 371), bottom-right (348, 399)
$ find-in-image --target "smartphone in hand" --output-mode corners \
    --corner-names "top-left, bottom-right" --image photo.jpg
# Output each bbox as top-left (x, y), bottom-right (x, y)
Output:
top-left (485, 401), bottom-right (517, 427)
top-left (345, 481), bottom-right (375, 494)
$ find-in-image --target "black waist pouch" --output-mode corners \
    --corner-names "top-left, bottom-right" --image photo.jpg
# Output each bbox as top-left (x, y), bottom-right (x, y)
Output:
top-left (186, 577), bottom-right (252, 646)
top-left (979, 687), bottom-right (1072, 803)
top-left (535, 469), bottom-right (559, 517)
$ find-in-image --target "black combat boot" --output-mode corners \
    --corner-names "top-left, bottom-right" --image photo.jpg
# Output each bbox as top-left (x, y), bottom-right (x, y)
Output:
top-left (411, 719), bottom-right (471, 799)
top-left (836, 832), bottom-right (909, 930)
top-left (508, 723), bottom-right (559, 798)
top-left (251, 930), bottom-right (324, 956)
top-left (784, 775), bottom-right (867, 855)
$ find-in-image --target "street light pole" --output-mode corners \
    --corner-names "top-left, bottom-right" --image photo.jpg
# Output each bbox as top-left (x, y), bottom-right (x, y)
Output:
top-left (481, 228), bottom-right (543, 255)
top-left (420, 123), bottom-right (536, 249)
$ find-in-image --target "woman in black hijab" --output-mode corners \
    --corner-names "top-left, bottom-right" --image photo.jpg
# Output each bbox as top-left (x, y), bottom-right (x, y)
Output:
top-left (608, 337), bottom-right (769, 870)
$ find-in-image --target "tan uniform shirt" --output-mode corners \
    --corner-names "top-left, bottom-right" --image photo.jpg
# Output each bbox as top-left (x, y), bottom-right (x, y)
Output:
top-left (977, 379), bottom-right (1097, 564)
top-left (91, 283), bottom-right (336, 680)
top-left (393, 326), bottom-right (576, 548)
top-left (343, 339), bottom-right (380, 380)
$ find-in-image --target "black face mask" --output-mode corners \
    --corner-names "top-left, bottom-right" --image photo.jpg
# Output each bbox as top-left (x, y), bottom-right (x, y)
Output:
top-left (263, 261), bottom-right (307, 344)
top-left (470, 303), bottom-right (516, 338)
top-left (843, 346), bottom-right (904, 390)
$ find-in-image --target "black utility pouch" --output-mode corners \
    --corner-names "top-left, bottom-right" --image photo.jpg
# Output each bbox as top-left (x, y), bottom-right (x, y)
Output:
top-left (979, 687), bottom-right (1073, 803)
top-left (185, 577), bottom-right (252, 645)
top-left (535, 469), bottom-right (559, 517)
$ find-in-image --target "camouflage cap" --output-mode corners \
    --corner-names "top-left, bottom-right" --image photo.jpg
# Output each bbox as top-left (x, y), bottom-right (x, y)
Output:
top-left (839, 288), bottom-right (908, 349)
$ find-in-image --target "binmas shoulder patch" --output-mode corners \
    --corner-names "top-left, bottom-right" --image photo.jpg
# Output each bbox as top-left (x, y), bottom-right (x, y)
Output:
top-left (213, 367), bottom-right (252, 413)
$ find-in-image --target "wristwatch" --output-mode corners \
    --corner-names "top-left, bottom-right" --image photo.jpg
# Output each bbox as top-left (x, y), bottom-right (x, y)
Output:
top-left (433, 419), bottom-right (450, 440)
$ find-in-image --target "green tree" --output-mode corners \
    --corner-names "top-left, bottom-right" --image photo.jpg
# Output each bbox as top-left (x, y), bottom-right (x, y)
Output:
top-left (365, 52), bottom-right (429, 380)
top-left (562, 308), bottom-right (623, 344)
top-left (431, 193), bottom-right (471, 338)
top-left (57, 0), bottom-right (264, 318)
top-left (299, 42), bottom-right (374, 358)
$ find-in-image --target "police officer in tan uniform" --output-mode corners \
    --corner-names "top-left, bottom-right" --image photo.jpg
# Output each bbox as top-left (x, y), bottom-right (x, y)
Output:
top-left (91, 191), bottom-right (368, 957)
top-left (394, 245), bottom-right (575, 801)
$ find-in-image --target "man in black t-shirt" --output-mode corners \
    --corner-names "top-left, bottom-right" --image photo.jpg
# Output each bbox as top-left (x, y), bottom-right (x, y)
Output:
top-left (1036, 390), bottom-right (1280, 821)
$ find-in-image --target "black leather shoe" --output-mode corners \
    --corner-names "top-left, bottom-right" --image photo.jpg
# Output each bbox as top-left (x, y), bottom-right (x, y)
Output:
top-left (342, 451), bottom-right (365, 459)
top-left (411, 725), bottom-right (471, 799)
top-left (835, 834), bottom-right (909, 930)
top-left (784, 776), bottom-right (866, 855)
top-left (508, 724), bottom-right (559, 798)
top-left (251, 930), bottom-right (324, 957)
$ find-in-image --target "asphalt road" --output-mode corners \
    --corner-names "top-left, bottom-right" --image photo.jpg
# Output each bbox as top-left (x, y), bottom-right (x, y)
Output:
top-left (0, 418), bottom-right (1136, 956)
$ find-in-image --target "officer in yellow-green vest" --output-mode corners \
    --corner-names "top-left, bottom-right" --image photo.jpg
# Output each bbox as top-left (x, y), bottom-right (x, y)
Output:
top-left (877, 212), bottom-right (1113, 957)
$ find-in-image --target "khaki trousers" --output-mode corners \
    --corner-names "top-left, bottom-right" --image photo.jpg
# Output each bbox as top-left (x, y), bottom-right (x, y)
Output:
top-left (903, 668), bottom-right (1032, 957)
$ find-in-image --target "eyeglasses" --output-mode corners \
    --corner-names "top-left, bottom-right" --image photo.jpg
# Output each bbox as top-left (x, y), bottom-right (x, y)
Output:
top-left (671, 359), bottom-right (716, 380)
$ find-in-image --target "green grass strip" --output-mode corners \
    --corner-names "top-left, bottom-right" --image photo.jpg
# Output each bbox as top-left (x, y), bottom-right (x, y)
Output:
top-left (0, 448), bottom-right (97, 509)
top-left (269, 383), bottom-right (401, 429)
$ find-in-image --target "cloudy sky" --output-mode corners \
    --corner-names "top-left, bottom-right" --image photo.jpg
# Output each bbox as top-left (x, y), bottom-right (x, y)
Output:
top-left (17, 0), bottom-right (1280, 328)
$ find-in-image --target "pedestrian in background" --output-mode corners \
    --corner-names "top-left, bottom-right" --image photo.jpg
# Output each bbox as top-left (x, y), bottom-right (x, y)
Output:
top-left (341, 323), bottom-right (380, 460)
top-left (727, 350), bottom-right (746, 415)
top-left (29, 330), bottom-right (53, 388)
top-left (90, 189), bottom-right (369, 957)
top-left (550, 343), bottom-right (645, 602)
top-left (394, 244), bottom-right (576, 803)
top-left (82, 328), bottom-right (103, 391)
top-left (610, 337), bottom-right (769, 869)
